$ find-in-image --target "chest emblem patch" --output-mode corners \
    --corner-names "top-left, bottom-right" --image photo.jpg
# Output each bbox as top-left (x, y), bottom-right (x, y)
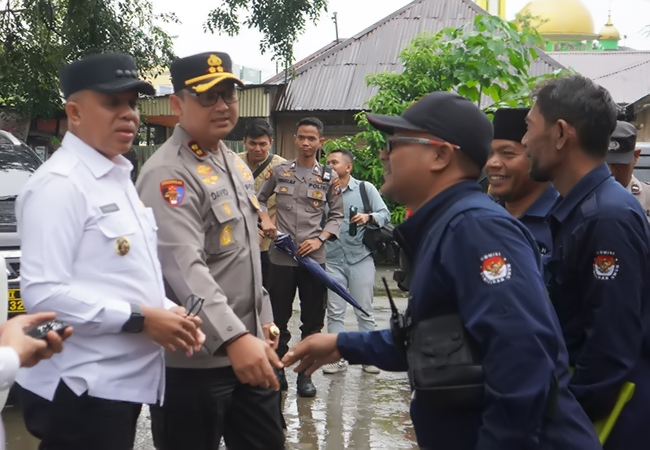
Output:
top-left (197, 164), bottom-right (212, 176)
top-left (283, 172), bottom-right (291, 177)
top-left (203, 175), bottom-right (219, 185)
top-left (312, 190), bottom-right (324, 199)
top-left (115, 236), bottom-right (130, 256)
top-left (160, 179), bottom-right (185, 207)
top-left (222, 202), bottom-right (233, 217)
top-left (241, 170), bottom-right (252, 180)
top-left (265, 170), bottom-right (273, 180)
top-left (593, 251), bottom-right (618, 280)
top-left (480, 252), bottom-right (511, 284)
top-left (220, 225), bottom-right (233, 246)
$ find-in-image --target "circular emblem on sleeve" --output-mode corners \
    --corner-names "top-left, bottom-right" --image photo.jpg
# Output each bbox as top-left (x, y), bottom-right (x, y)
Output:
top-left (480, 252), bottom-right (512, 284)
top-left (593, 251), bottom-right (619, 280)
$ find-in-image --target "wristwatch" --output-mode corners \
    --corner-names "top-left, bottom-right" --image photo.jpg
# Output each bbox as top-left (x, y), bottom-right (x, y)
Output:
top-left (318, 235), bottom-right (327, 243)
top-left (121, 303), bottom-right (145, 333)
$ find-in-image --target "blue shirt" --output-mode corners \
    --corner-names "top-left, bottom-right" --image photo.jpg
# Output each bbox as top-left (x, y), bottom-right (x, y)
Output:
top-left (337, 181), bottom-right (600, 450)
top-left (325, 177), bottom-right (390, 265)
top-left (517, 184), bottom-right (559, 257)
top-left (545, 163), bottom-right (650, 448)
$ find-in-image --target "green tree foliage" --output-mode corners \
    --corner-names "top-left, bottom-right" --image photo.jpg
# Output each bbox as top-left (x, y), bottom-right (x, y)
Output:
top-left (324, 14), bottom-right (569, 224)
top-left (205, 0), bottom-right (327, 71)
top-left (0, 0), bottom-right (178, 118)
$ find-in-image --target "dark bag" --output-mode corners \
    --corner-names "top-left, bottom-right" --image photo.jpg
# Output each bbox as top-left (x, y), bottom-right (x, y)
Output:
top-left (359, 181), bottom-right (395, 253)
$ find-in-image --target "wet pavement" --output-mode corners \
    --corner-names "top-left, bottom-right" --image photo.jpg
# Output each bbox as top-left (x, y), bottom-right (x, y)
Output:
top-left (4, 267), bottom-right (418, 449)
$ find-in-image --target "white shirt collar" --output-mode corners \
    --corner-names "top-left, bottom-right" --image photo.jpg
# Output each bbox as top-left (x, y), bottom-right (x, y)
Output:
top-left (62, 132), bottom-right (133, 179)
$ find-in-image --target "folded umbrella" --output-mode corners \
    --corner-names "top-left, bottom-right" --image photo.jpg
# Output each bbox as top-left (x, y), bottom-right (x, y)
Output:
top-left (274, 233), bottom-right (369, 316)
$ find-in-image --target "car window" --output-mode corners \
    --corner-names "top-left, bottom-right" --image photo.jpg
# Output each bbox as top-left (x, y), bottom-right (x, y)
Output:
top-left (0, 144), bottom-right (41, 173)
top-left (634, 142), bottom-right (650, 182)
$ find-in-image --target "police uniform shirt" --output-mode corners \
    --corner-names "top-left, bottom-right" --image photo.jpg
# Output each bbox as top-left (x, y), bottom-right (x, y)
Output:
top-left (501, 184), bottom-right (559, 258)
top-left (16, 132), bottom-right (172, 404)
top-left (336, 181), bottom-right (601, 449)
top-left (257, 159), bottom-right (344, 266)
top-left (136, 125), bottom-right (272, 369)
top-left (237, 151), bottom-right (285, 252)
top-left (626, 174), bottom-right (650, 222)
top-left (546, 163), bottom-right (650, 422)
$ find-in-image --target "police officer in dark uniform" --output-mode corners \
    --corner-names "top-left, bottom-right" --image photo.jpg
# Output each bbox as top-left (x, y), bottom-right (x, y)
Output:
top-left (281, 91), bottom-right (601, 449)
top-left (258, 117), bottom-right (344, 397)
top-left (486, 107), bottom-right (559, 257)
top-left (524, 75), bottom-right (650, 449)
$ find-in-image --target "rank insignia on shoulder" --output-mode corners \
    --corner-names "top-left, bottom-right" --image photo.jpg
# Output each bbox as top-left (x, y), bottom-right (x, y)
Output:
top-left (203, 175), bottom-right (219, 185)
top-left (160, 179), bottom-right (186, 206)
top-left (593, 251), bottom-right (619, 280)
top-left (187, 140), bottom-right (207, 159)
top-left (197, 164), bottom-right (212, 175)
top-left (480, 252), bottom-right (512, 284)
top-left (236, 161), bottom-right (246, 170)
top-left (332, 178), bottom-right (341, 195)
top-left (241, 170), bottom-right (252, 180)
top-left (115, 236), bottom-right (131, 256)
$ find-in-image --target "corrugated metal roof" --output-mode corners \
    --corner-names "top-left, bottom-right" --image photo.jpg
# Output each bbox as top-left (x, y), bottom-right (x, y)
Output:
top-left (593, 60), bottom-right (650, 104)
top-left (271, 0), bottom-right (563, 112)
top-left (548, 51), bottom-right (650, 79)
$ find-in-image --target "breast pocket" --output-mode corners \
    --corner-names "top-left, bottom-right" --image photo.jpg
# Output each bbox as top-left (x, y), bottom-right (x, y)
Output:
top-left (306, 188), bottom-right (326, 212)
top-left (94, 213), bottom-right (139, 272)
top-left (208, 200), bottom-right (243, 255)
top-left (274, 185), bottom-right (295, 210)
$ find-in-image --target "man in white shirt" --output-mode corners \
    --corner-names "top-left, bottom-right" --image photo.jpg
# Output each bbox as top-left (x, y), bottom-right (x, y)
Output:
top-left (16, 53), bottom-right (204, 450)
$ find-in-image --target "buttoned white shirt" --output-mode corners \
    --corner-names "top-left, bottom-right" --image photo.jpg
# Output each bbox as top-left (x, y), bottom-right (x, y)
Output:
top-left (16, 132), bottom-right (174, 405)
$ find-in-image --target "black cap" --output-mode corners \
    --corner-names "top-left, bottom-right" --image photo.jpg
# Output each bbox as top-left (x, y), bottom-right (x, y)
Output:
top-left (170, 52), bottom-right (244, 93)
top-left (366, 92), bottom-right (493, 168)
top-left (60, 53), bottom-right (155, 98)
top-left (606, 121), bottom-right (638, 165)
top-left (493, 108), bottom-right (530, 143)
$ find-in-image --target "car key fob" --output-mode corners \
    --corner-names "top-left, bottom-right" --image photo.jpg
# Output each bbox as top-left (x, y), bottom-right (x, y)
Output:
top-left (25, 320), bottom-right (71, 340)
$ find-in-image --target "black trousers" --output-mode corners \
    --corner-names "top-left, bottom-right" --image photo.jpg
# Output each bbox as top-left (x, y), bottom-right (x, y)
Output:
top-left (268, 262), bottom-right (327, 358)
top-left (261, 250), bottom-right (271, 291)
top-left (151, 366), bottom-right (285, 450)
top-left (19, 381), bottom-right (142, 450)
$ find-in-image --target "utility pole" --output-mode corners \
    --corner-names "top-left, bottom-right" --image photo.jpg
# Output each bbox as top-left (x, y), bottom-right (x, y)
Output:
top-left (331, 12), bottom-right (339, 43)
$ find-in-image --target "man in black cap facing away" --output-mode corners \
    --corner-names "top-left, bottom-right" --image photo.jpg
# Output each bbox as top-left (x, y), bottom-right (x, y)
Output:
top-left (15, 53), bottom-right (204, 449)
top-left (486, 107), bottom-right (559, 257)
top-left (606, 120), bottom-right (650, 221)
top-left (136, 52), bottom-right (285, 450)
top-left (281, 91), bottom-right (601, 449)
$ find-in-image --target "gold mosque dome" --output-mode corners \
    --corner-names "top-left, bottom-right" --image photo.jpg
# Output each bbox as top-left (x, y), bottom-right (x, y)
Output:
top-left (599, 12), bottom-right (620, 41)
top-left (518, 0), bottom-right (596, 37)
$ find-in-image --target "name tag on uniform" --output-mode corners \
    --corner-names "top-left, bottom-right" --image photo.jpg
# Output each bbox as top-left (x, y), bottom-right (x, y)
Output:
top-left (100, 203), bottom-right (120, 214)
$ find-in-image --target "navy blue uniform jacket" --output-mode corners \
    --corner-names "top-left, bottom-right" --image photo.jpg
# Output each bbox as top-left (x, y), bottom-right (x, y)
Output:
top-left (546, 164), bottom-right (650, 450)
top-left (513, 184), bottom-right (559, 258)
top-left (337, 181), bottom-right (601, 450)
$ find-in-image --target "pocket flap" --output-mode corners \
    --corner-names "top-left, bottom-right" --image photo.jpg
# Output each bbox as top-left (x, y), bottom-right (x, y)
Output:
top-left (211, 201), bottom-right (239, 223)
top-left (96, 214), bottom-right (137, 238)
top-left (274, 185), bottom-right (295, 196)
top-left (307, 188), bottom-right (326, 201)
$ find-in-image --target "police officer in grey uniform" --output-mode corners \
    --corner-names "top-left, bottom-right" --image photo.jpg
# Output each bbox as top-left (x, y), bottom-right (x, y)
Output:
top-left (136, 52), bottom-right (285, 450)
top-left (258, 117), bottom-right (344, 397)
top-left (606, 120), bottom-right (650, 221)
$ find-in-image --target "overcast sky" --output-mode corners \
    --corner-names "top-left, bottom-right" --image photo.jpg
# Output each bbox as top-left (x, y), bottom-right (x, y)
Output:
top-left (152, 0), bottom-right (650, 80)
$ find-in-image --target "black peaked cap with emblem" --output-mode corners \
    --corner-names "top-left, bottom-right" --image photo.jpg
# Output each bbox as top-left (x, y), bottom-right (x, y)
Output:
top-left (493, 107), bottom-right (530, 144)
top-left (606, 121), bottom-right (638, 165)
top-left (170, 52), bottom-right (244, 93)
top-left (366, 91), bottom-right (494, 169)
top-left (60, 53), bottom-right (155, 98)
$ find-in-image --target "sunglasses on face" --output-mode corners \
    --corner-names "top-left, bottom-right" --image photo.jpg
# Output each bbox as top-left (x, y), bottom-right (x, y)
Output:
top-left (185, 294), bottom-right (205, 318)
top-left (184, 87), bottom-right (241, 107)
top-left (386, 137), bottom-right (461, 154)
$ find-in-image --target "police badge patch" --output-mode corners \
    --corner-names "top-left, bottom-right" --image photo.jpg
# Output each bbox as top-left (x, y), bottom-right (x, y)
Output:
top-left (593, 251), bottom-right (618, 280)
top-left (160, 179), bottom-right (186, 206)
top-left (480, 252), bottom-right (512, 284)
